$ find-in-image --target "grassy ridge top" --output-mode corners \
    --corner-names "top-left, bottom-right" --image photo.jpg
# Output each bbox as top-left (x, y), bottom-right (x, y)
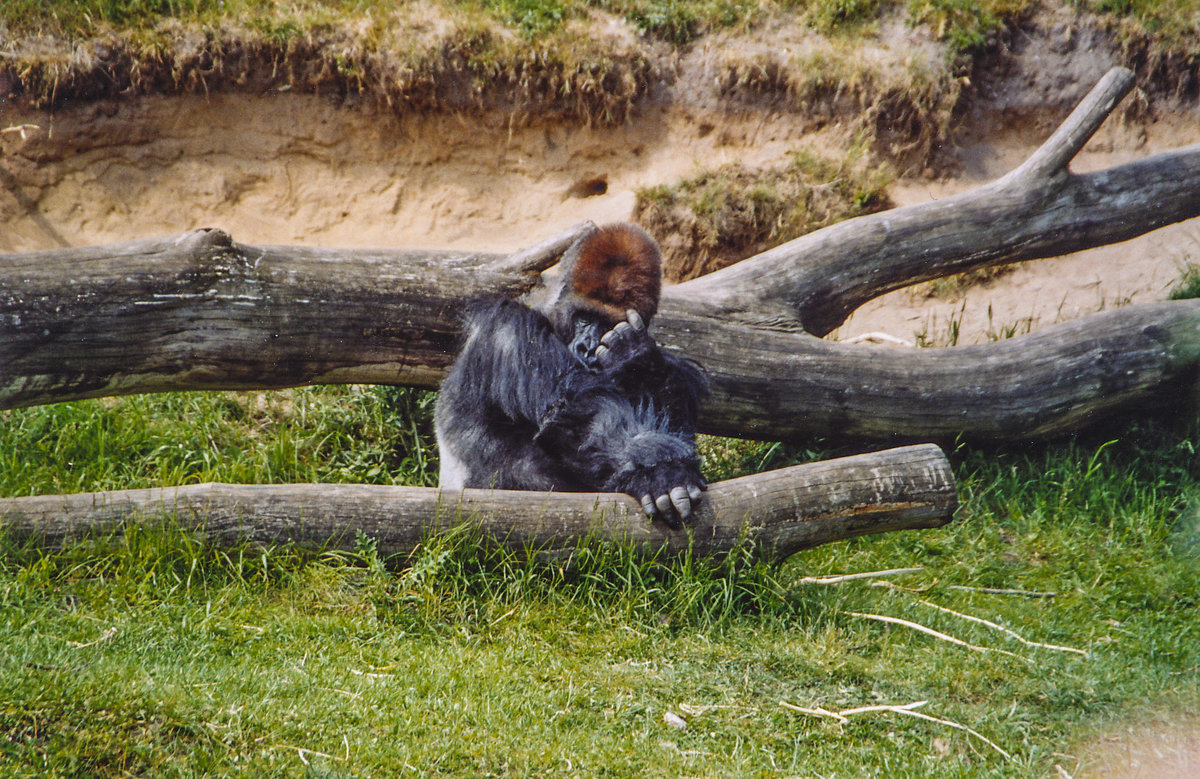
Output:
top-left (4, 1), bottom-right (1197, 80)
top-left (5, 0), bottom-right (1198, 49)
top-left (3, 1), bottom-right (1195, 151)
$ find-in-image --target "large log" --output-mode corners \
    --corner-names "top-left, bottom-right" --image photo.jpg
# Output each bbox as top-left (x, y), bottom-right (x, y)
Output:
top-left (0, 445), bottom-right (957, 562)
top-left (2, 68), bottom-right (1199, 442)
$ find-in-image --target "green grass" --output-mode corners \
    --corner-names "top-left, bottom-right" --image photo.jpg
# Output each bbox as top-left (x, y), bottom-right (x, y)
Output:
top-left (4, 0), bottom-right (1196, 55)
top-left (0, 0), bottom-right (761, 43)
top-left (1168, 261), bottom-right (1200, 300)
top-left (0, 386), bottom-right (438, 495)
top-left (2, 384), bottom-right (1198, 776)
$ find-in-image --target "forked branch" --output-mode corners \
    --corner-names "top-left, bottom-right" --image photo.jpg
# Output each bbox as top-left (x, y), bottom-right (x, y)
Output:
top-left (679, 68), bottom-right (1200, 335)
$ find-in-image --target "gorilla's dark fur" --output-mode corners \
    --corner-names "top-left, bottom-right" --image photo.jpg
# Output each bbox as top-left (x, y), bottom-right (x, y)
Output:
top-left (434, 223), bottom-right (708, 526)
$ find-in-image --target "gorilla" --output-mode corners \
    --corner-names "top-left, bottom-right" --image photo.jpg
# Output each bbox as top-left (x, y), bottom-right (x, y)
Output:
top-left (434, 223), bottom-right (708, 527)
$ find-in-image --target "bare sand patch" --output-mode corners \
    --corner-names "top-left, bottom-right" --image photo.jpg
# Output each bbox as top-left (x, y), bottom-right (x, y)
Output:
top-left (1071, 717), bottom-right (1200, 778)
top-left (0, 93), bottom-right (820, 253)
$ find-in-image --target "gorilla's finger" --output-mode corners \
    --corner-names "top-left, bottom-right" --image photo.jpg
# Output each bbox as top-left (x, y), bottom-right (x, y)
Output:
top-left (626, 309), bottom-right (645, 332)
top-left (655, 494), bottom-right (672, 515)
top-left (595, 344), bottom-right (610, 363)
top-left (600, 322), bottom-right (632, 346)
top-left (641, 495), bottom-right (656, 518)
top-left (687, 484), bottom-right (703, 502)
top-left (670, 486), bottom-right (691, 519)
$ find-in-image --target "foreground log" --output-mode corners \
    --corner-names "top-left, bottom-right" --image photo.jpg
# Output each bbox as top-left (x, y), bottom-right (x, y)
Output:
top-left (3, 68), bottom-right (1199, 442)
top-left (0, 445), bottom-right (955, 561)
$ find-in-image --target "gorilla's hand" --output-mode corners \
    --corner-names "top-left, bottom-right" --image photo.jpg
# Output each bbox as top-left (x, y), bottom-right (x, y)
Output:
top-left (594, 310), bottom-right (654, 374)
top-left (605, 433), bottom-right (707, 529)
top-left (643, 481), bottom-right (706, 529)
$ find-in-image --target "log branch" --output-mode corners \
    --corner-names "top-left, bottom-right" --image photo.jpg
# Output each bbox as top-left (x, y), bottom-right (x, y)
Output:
top-left (1, 228), bottom-right (514, 404)
top-left (486, 221), bottom-right (596, 276)
top-left (0, 445), bottom-right (957, 562)
top-left (680, 67), bottom-right (1200, 336)
top-left (1007, 67), bottom-right (1135, 182)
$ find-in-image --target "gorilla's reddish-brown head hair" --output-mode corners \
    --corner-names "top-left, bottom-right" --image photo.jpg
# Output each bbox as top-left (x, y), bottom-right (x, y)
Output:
top-left (568, 223), bottom-right (662, 323)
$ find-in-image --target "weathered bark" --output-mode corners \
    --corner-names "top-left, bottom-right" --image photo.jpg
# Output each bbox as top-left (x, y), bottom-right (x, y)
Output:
top-left (2, 67), bottom-right (1199, 442)
top-left (658, 300), bottom-right (1200, 440)
top-left (0, 229), bottom-right (529, 401)
top-left (0, 445), bottom-right (956, 561)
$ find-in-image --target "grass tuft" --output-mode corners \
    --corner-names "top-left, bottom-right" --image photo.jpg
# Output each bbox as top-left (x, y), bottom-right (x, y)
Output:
top-left (804, 0), bottom-right (883, 33)
top-left (1072, 0), bottom-right (1200, 50)
top-left (636, 149), bottom-right (892, 280)
top-left (905, 0), bottom-right (1006, 53)
top-left (1168, 261), bottom-right (1200, 300)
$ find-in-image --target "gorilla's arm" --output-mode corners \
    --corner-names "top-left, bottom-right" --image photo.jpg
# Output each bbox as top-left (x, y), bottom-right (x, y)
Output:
top-left (449, 298), bottom-right (704, 525)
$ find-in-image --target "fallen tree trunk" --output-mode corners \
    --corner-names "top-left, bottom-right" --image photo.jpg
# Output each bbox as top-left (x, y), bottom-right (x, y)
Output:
top-left (660, 300), bottom-right (1200, 440)
top-left (2, 68), bottom-right (1199, 442)
top-left (0, 445), bottom-right (956, 561)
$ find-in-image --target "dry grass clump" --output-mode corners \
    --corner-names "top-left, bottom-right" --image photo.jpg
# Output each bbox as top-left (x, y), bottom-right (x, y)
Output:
top-left (909, 265), bottom-right (1014, 302)
top-left (715, 26), bottom-right (965, 171)
top-left (635, 149), bottom-right (892, 281)
top-left (1, 7), bottom-right (661, 124)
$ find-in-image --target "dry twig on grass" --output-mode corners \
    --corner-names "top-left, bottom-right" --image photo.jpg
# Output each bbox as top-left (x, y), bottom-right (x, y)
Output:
top-left (844, 611), bottom-right (1024, 660)
top-left (779, 699), bottom-right (1012, 760)
top-left (885, 706), bottom-right (1012, 760)
top-left (915, 599), bottom-right (1086, 656)
top-left (945, 584), bottom-right (1058, 598)
top-left (796, 567), bottom-right (924, 585)
top-left (65, 626), bottom-right (118, 649)
top-left (778, 701), bottom-right (852, 724)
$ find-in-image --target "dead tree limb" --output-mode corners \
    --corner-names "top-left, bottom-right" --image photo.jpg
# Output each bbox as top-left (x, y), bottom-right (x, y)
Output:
top-left (0, 445), bottom-right (956, 561)
top-left (2, 67), bottom-right (1198, 442)
top-left (682, 69), bottom-right (1200, 336)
